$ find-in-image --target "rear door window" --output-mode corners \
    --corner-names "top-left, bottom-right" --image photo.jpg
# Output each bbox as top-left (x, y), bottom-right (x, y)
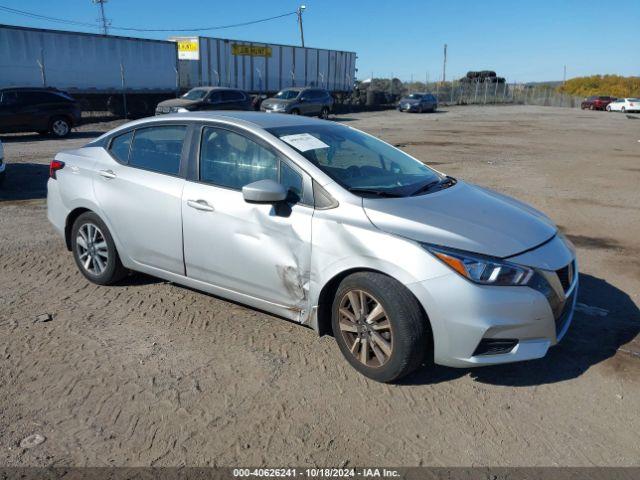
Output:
top-left (221, 90), bottom-right (244, 102)
top-left (128, 125), bottom-right (186, 175)
top-left (207, 92), bottom-right (222, 104)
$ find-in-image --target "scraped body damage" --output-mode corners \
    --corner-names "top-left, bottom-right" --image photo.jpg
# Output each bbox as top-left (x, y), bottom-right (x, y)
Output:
top-left (305, 198), bottom-right (452, 329)
top-left (181, 180), bottom-right (312, 315)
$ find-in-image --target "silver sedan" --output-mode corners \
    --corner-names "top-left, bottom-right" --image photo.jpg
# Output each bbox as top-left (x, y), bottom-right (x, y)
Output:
top-left (47, 112), bottom-right (578, 382)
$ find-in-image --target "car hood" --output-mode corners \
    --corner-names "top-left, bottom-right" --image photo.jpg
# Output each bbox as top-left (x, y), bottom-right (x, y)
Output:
top-left (262, 98), bottom-right (294, 108)
top-left (157, 98), bottom-right (200, 108)
top-left (363, 181), bottom-right (557, 258)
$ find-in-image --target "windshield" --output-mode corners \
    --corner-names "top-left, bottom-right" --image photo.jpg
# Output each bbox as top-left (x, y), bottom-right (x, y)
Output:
top-left (274, 89), bottom-right (299, 100)
top-left (267, 123), bottom-right (444, 197)
top-left (182, 89), bottom-right (209, 100)
top-left (407, 94), bottom-right (423, 99)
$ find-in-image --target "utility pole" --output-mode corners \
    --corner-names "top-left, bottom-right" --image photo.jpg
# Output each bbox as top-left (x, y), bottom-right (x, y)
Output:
top-left (563, 64), bottom-right (567, 85)
top-left (296, 5), bottom-right (306, 47)
top-left (442, 43), bottom-right (447, 83)
top-left (93, 0), bottom-right (109, 35)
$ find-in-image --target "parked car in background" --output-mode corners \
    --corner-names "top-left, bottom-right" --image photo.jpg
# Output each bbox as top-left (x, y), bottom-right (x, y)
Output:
top-left (47, 111), bottom-right (577, 383)
top-left (260, 88), bottom-right (333, 119)
top-left (0, 139), bottom-right (5, 185)
top-left (0, 88), bottom-right (81, 138)
top-left (580, 96), bottom-right (615, 111)
top-left (606, 98), bottom-right (640, 113)
top-left (397, 93), bottom-right (438, 113)
top-left (155, 87), bottom-right (252, 115)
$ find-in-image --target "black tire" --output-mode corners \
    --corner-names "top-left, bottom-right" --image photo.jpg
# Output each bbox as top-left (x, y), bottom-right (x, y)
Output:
top-left (49, 116), bottom-right (71, 138)
top-left (319, 107), bottom-right (330, 120)
top-left (71, 212), bottom-right (127, 285)
top-left (290, 108), bottom-right (300, 115)
top-left (331, 272), bottom-right (430, 383)
top-left (621, 107), bottom-right (626, 113)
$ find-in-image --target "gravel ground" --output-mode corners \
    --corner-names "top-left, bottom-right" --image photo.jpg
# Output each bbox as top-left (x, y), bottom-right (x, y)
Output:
top-left (0, 105), bottom-right (638, 467)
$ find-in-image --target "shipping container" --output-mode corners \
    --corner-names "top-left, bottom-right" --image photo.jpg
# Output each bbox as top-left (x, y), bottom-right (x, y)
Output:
top-left (0, 24), bottom-right (178, 115)
top-left (170, 36), bottom-right (356, 94)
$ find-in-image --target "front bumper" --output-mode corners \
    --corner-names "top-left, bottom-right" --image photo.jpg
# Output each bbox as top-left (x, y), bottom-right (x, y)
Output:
top-left (261, 107), bottom-right (287, 114)
top-left (407, 241), bottom-right (578, 368)
top-left (398, 104), bottom-right (419, 112)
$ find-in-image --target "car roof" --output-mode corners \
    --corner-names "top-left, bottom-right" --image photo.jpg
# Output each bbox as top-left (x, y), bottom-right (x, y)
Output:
top-left (188, 86), bottom-right (245, 92)
top-left (96, 111), bottom-right (333, 141)
top-left (1, 87), bottom-right (67, 92)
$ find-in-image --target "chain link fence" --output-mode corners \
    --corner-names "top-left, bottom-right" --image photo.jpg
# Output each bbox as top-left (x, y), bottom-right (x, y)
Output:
top-left (347, 77), bottom-right (584, 110)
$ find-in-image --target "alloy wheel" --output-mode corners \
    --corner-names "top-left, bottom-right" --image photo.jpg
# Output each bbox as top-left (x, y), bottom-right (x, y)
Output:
top-left (337, 289), bottom-right (393, 368)
top-left (76, 223), bottom-right (109, 275)
top-left (52, 119), bottom-right (69, 137)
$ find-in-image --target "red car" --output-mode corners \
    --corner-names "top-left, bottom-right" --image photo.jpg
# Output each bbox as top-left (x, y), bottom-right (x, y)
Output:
top-left (581, 96), bottom-right (616, 111)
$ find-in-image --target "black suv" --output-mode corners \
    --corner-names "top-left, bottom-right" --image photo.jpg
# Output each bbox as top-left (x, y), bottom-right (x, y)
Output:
top-left (0, 88), bottom-right (81, 138)
top-left (155, 87), bottom-right (252, 115)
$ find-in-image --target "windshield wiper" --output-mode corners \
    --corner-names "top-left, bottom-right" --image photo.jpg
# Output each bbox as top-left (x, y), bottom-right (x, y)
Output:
top-left (347, 188), bottom-right (403, 198)
top-left (410, 176), bottom-right (457, 196)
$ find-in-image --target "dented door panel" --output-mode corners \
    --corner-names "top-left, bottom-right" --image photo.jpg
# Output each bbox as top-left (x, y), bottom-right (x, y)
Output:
top-left (182, 181), bottom-right (313, 312)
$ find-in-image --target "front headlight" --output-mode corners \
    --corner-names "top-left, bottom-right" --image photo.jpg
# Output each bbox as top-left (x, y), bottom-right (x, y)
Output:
top-left (424, 244), bottom-right (534, 286)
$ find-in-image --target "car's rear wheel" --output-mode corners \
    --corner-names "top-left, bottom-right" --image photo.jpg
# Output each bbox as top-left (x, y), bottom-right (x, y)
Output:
top-left (290, 109), bottom-right (300, 115)
top-left (50, 117), bottom-right (71, 138)
top-left (71, 212), bottom-right (127, 285)
top-left (622, 107), bottom-right (626, 113)
top-left (331, 272), bottom-right (429, 383)
top-left (319, 107), bottom-right (330, 120)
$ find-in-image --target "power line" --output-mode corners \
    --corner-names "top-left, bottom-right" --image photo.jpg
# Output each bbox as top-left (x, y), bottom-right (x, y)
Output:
top-left (0, 4), bottom-right (297, 33)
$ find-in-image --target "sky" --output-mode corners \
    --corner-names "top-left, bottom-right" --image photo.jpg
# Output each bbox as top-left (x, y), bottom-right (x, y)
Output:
top-left (1, 0), bottom-right (638, 83)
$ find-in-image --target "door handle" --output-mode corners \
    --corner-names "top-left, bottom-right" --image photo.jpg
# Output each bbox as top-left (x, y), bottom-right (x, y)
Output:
top-left (99, 169), bottom-right (117, 179)
top-left (187, 199), bottom-right (215, 212)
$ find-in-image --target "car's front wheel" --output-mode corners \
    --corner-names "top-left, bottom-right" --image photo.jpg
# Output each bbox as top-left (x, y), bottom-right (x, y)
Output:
top-left (606, 105), bottom-right (611, 111)
top-left (319, 107), bottom-right (330, 120)
top-left (71, 212), bottom-right (127, 285)
top-left (50, 117), bottom-right (71, 138)
top-left (331, 272), bottom-right (430, 383)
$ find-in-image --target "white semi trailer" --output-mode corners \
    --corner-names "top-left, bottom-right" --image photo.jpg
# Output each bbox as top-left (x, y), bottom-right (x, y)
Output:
top-left (0, 24), bottom-right (179, 115)
top-left (170, 36), bottom-right (356, 95)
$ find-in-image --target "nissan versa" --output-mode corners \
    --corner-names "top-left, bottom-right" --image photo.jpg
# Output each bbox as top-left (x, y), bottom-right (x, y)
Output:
top-left (47, 112), bottom-right (578, 382)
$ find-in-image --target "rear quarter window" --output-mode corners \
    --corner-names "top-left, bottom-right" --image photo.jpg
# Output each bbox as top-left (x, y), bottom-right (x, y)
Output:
top-left (109, 131), bottom-right (133, 163)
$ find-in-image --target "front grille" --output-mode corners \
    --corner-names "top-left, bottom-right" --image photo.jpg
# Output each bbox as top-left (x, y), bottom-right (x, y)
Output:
top-left (556, 261), bottom-right (574, 293)
top-left (555, 289), bottom-right (576, 336)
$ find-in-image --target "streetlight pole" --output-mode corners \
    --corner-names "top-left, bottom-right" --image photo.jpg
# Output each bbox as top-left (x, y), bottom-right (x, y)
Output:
top-left (297, 5), bottom-right (306, 48)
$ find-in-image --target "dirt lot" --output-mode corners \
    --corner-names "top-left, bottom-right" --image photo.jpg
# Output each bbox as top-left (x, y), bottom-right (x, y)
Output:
top-left (1, 105), bottom-right (639, 467)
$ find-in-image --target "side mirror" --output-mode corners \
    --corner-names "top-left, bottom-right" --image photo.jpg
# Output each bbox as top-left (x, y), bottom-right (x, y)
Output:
top-left (298, 97), bottom-right (307, 103)
top-left (242, 179), bottom-right (287, 204)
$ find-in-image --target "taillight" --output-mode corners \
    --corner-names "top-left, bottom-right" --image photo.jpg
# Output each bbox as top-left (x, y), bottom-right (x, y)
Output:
top-left (49, 160), bottom-right (65, 179)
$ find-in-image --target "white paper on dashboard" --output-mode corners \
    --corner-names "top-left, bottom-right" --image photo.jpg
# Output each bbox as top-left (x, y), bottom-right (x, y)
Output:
top-left (280, 133), bottom-right (329, 152)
